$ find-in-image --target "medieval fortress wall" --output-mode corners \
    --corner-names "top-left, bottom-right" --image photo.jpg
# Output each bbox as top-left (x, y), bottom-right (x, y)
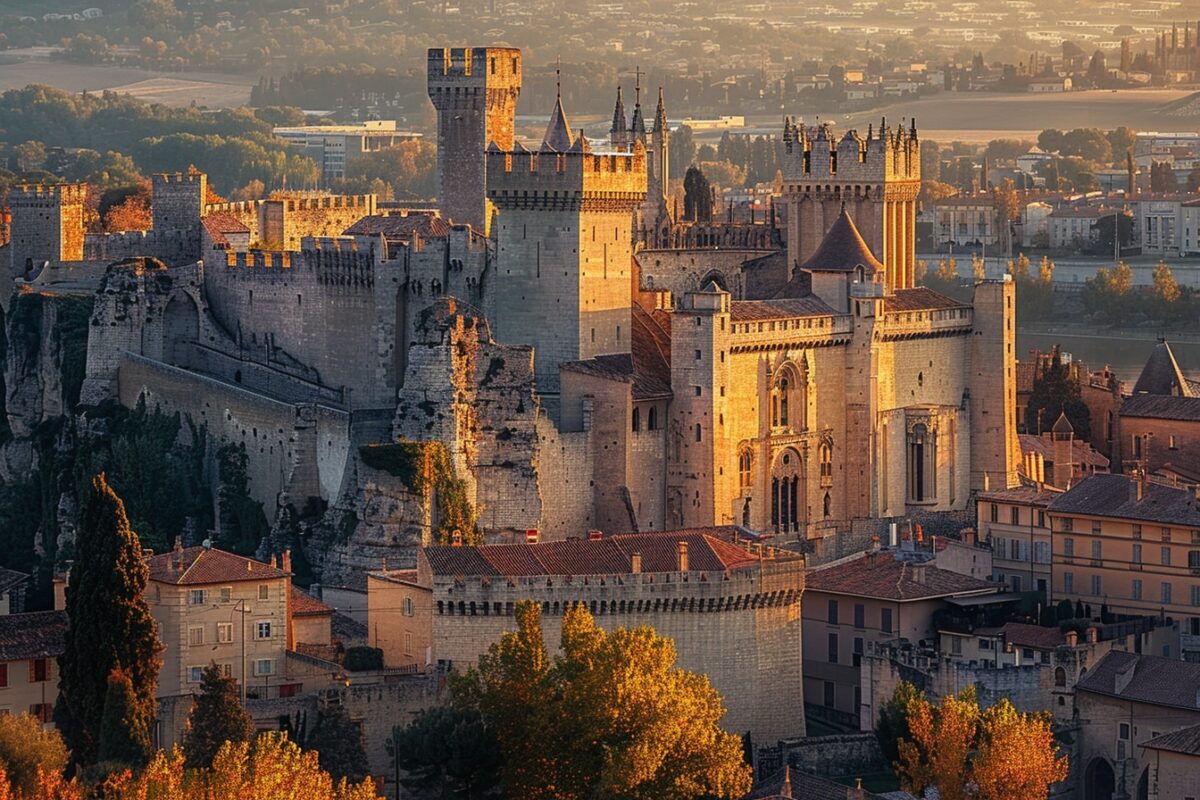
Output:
top-left (2, 45), bottom-right (1017, 602)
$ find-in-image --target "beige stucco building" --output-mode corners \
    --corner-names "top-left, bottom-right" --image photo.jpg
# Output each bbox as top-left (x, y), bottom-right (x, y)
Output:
top-left (977, 485), bottom-right (1057, 595)
top-left (366, 569), bottom-right (432, 670)
top-left (146, 544), bottom-right (295, 701)
top-left (802, 549), bottom-right (996, 729)
top-left (0, 609), bottom-right (66, 727)
top-left (1047, 473), bottom-right (1200, 660)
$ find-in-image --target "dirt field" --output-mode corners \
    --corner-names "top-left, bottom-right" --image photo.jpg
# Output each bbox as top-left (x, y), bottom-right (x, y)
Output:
top-left (0, 56), bottom-right (254, 107)
top-left (843, 89), bottom-right (1194, 141)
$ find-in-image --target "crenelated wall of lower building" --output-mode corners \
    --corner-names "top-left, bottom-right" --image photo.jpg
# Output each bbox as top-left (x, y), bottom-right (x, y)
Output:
top-left (428, 562), bottom-right (805, 743)
top-left (203, 240), bottom-right (395, 407)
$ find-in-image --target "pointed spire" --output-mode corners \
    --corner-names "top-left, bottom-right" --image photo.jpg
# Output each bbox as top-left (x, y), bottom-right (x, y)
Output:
top-left (610, 85), bottom-right (627, 140)
top-left (654, 86), bottom-right (668, 134)
top-left (541, 61), bottom-right (575, 152)
top-left (630, 66), bottom-right (646, 141)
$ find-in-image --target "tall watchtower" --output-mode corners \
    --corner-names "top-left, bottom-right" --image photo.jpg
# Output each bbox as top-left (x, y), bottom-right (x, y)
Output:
top-left (487, 99), bottom-right (647, 406)
top-left (152, 171), bottom-right (207, 235)
top-left (427, 47), bottom-right (522, 233)
top-left (780, 119), bottom-right (920, 293)
top-left (7, 183), bottom-right (86, 274)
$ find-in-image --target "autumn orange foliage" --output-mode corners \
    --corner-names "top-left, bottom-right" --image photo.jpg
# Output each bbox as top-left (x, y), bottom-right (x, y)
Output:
top-left (0, 733), bottom-right (381, 800)
top-left (895, 686), bottom-right (1068, 800)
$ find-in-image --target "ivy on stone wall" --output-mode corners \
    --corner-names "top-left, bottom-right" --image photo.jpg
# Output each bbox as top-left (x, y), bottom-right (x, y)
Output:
top-left (358, 440), bottom-right (479, 545)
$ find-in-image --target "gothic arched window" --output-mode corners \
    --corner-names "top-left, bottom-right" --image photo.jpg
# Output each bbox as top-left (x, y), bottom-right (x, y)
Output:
top-left (819, 440), bottom-right (833, 487)
top-left (738, 449), bottom-right (752, 489)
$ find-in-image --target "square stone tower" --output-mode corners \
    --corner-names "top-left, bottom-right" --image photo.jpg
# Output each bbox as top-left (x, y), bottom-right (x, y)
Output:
top-left (780, 119), bottom-right (920, 293)
top-left (7, 183), bottom-right (86, 274)
top-left (152, 171), bottom-right (207, 235)
top-left (427, 47), bottom-right (522, 233)
top-left (487, 136), bottom-right (647, 405)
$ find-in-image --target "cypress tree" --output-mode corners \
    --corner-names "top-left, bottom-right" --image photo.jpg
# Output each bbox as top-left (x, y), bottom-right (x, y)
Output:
top-left (96, 668), bottom-right (153, 768)
top-left (184, 663), bottom-right (253, 769)
top-left (57, 474), bottom-right (161, 765)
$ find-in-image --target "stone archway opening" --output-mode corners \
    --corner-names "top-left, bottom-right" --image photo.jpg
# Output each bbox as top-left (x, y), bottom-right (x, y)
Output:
top-left (163, 292), bottom-right (199, 366)
top-left (1084, 757), bottom-right (1115, 800)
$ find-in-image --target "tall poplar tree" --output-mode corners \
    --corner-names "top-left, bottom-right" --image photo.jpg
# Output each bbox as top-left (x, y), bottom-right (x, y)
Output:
top-left (57, 474), bottom-right (161, 765)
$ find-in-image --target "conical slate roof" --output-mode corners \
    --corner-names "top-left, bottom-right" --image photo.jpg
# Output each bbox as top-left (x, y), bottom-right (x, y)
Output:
top-left (800, 208), bottom-right (884, 273)
top-left (654, 87), bottom-right (668, 133)
top-left (1133, 340), bottom-right (1193, 397)
top-left (542, 93), bottom-right (575, 152)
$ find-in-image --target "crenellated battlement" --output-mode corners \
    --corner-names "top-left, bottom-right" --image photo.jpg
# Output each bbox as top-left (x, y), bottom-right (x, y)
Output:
top-left (271, 194), bottom-right (375, 212)
top-left (487, 144), bottom-right (648, 209)
top-left (230, 250), bottom-right (293, 269)
top-left (9, 183), bottom-right (88, 205)
top-left (205, 200), bottom-right (266, 216)
top-left (427, 46), bottom-right (521, 84)
top-left (781, 119), bottom-right (920, 183)
top-left (153, 172), bottom-right (207, 186)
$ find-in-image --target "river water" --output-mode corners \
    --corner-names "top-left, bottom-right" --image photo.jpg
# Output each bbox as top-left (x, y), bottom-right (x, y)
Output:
top-left (1017, 329), bottom-right (1200, 384)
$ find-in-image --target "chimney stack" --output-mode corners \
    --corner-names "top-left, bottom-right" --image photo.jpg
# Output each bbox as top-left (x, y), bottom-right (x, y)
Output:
top-left (173, 536), bottom-right (185, 572)
top-left (631, 552), bottom-right (642, 574)
top-left (1135, 471), bottom-right (1146, 502)
top-left (452, 530), bottom-right (463, 547)
top-left (526, 528), bottom-right (539, 544)
top-left (912, 563), bottom-right (927, 585)
top-left (1065, 630), bottom-right (1078, 647)
top-left (678, 541), bottom-right (689, 572)
top-left (282, 549), bottom-right (292, 574)
top-left (588, 529), bottom-right (603, 541)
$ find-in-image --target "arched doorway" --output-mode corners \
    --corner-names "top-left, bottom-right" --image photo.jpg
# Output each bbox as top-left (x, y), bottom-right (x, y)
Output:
top-left (1084, 757), bottom-right (1115, 800)
top-left (770, 447), bottom-right (804, 535)
top-left (1136, 766), bottom-right (1148, 800)
top-left (163, 293), bottom-right (199, 366)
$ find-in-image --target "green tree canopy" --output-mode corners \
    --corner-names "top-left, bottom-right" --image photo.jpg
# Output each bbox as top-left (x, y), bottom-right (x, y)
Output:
top-left (391, 707), bottom-right (501, 799)
top-left (97, 667), bottom-right (154, 769)
top-left (183, 664), bottom-right (254, 770)
top-left (683, 166), bottom-right (713, 222)
top-left (453, 601), bottom-right (752, 800)
top-left (1025, 348), bottom-right (1091, 440)
top-left (305, 704), bottom-right (370, 784)
top-left (57, 474), bottom-right (161, 766)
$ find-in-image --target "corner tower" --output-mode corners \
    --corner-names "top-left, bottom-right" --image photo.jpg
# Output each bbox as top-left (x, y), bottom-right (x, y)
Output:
top-left (152, 171), bottom-right (207, 234)
top-left (780, 119), bottom-right (919, 292)
top-left (7, 183), bottom-right (86, 274)
top-left (427, 47), bottom-right (522, 233)
top-left (487, 94), bottom-right (647, 407)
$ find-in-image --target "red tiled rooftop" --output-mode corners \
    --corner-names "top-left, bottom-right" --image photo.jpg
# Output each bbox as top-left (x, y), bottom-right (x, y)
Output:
top-left (806, 551), bottom-right (996, 601)
top-left (1000, 622), bottom-right (1065, 650)
top-left (0, 610), bottom-right (67, 661)
top-left (883, 287), bottom-right (968, 312)
top-left (423, 527), bottom-right (770, 578)
top-left (147, 546), bottom-right (290, 585)
top-left (290, 585), bottom-right (333, 616)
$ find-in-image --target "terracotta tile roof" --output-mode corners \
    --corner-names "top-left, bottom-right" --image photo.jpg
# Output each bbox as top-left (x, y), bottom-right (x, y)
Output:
top-left (1076, 651), bottom-right (1200, 710)
top-left (806, 551), bottom-right (996, 601)
top-left (147, 546), bottom-right (290, 586)
top-left (1132, 340), bottom-right (1194, 397)
top-left (799, 209), bottom-right (884, 273)
top-left (1018, 433), bottom-right (1109, 470)
top-left (0, 568), bottom-right (30, 596)
top-left (1142, 723), bottom-right (1200, 756)
top-left (0, 610), bottom-right (67, 661)
top-left (1120, 393), bottom-right (1200, 422)
top-left (332, 612), bottom-right (368, 644)
top-left (977, 486), bottom-right (1059, 505)
top-left (371, 569), bottom-right (421, 585)
top-left (290, 586), bottom-right (333, 616)
top-left (343, 213), bottom-right (451, 239)
top-left (730, 297), bottom-right (837, 321)
top-left (424, 527), bottom-right (764, 578)
top-left (1047, 474), bottom-right (1200, 527)
top-left (746, 766), bottom-right (886, 800)
top-left (201, 212), bottom-right (250, 247)
top-left (1000, 622), bottom-right (1065, 650)
top-left (561, 306), bottom-right (672, 400)
top-left (883, 287), bottom-right (968, 312)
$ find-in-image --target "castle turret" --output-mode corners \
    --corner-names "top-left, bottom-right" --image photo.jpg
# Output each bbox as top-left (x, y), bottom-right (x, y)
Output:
top-left (152, 171), bottom-right (207, 236)
top-left (667, 284), bottom-right (732, 527)
top-left (779, 118), bottom-right (920, 293)
top-left (6, 183), bottom-right (86, 278)
top-left (487, 92), bottom-right (648, 412)
top-left (427, 47), bottom-right (522, 233)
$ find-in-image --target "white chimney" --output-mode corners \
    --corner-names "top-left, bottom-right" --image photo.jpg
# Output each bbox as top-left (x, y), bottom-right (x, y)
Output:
top-left (678, 541), bottom-right (689, 572)
top-left (631, 552), bottom-right (642, 574)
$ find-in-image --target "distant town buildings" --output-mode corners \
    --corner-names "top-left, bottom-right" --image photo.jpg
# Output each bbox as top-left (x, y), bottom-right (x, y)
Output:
top-left (273, 121), bottom-right (422, 184)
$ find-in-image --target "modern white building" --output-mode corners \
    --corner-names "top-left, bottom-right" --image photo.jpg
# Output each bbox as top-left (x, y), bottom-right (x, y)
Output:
top-left (273, 121), bottom-right (422, 184)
